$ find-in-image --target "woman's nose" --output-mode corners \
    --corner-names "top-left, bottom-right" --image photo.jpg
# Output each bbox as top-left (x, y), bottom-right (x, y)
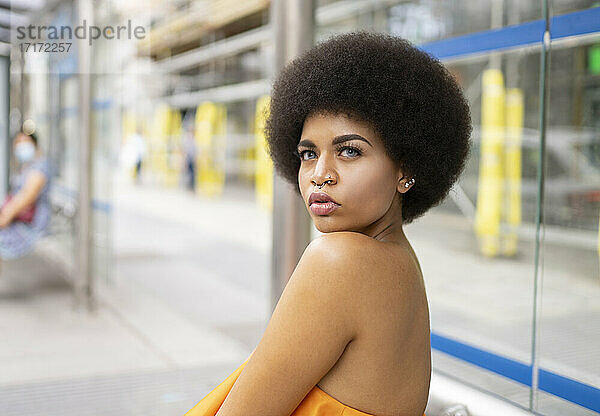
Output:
top-left (310, 155), bottom-right (336, 186)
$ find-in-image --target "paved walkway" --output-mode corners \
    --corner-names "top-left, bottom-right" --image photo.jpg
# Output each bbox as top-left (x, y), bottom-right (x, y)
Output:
top-left (0, 180), bottom-right (269, 415)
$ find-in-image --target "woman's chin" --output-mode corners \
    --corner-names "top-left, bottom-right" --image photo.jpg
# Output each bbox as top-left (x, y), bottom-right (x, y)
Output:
top-left (313, 219), bottom-right (345, 234)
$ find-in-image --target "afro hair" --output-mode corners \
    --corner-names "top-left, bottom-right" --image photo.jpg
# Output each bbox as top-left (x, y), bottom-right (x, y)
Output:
top-left (265, 31), bottom-right (472, 225)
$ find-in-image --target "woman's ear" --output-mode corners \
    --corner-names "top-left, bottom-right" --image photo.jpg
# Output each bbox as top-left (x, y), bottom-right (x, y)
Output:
top-left (396, 164), bottom-right (414, 194)
top-left (397, 175), bottom-right (411, 194)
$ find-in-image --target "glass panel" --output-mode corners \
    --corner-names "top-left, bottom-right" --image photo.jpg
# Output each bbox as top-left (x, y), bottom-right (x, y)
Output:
top-left (4, 0), bottom-right (274, 412)
top-left (405, 47), bottom-right (543, 409)
top-left (91, 73), bottom-right (117, 286)
top-left (534, 34), bottom-right (600, 415)
top-left (315, 0), bottom-right (542, 44)
top-left (54, 75), bottom-right (78, 268)
top-left (550, 0), bottom-right (599, 16)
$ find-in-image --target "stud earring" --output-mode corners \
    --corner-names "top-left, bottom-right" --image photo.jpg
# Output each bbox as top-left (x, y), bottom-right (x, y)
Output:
top-left (404, 178), bottom-right (415, 188)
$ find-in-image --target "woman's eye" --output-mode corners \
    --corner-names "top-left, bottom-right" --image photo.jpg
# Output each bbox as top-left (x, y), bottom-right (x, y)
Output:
top-left (298, 150), bottom-right (315, 160)
top-left (340, 146), bottom-right (361, 158)
top-left (298, 147), bottom-right (361, 161)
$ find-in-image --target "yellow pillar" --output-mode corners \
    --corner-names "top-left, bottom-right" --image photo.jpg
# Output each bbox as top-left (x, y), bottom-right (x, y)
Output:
top-left (152, 104), bottom-right (172, 186)
top-left (165, 108), bottom-right (182, 188)
top-left (474, 69), bottom-right (505, 257)
top-left (194, 102), bottom-right (227, 197)
top-left (122, 112), bottom-right (137, 139)
top-left (215, 104), bottom-right (227, 193)
top-left (254, 95), bottom-right (273, 212)
top-left (503, 88), bottom-right (523, 256)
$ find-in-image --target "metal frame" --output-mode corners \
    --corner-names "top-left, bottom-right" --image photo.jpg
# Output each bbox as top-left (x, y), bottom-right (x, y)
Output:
top-left (76, 0), bottom-right (94, 311)
top-left (155, 26), bottom-right (270, 74)
top-left (269, 0), bottom-right (314, 313)
top-left (165, 78), bottom-right (270, 108)
top-left (0, 54), bottom-right (8, 197)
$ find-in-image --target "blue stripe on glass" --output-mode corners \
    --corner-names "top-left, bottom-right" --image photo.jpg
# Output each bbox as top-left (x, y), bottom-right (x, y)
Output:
top-left (91, 199), bottom-right (112, 213)
top-left (92, 99), bottom-right (113, 110)
top-left (539, 369), bottom-right (600, 413)
top-left (551, 7), bottom-right (600, 39)
top-left (419, 20), bottom-right (545, 59)
top-left (60, 106), bottom-right (78, 117)
top-left (419, 7), bottom-right (600, 60)
top-left (59, 100), bottom-right (112, 113)
top-left (431, 332), bottom-right (600, 412)
top-left (52, 183), bottom-right (112, 213)
top-left (431, 332), bottom-right (532, 386)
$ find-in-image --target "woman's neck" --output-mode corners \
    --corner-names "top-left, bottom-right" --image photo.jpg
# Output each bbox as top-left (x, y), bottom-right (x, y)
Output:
top-left (360, 193), bottom-right (407, 246)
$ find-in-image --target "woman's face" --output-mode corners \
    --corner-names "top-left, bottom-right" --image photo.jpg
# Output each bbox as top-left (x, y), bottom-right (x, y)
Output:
top-left (13, 133), bottom-right (36, 164)
top-left (297, 111), bottom-right (407, 234)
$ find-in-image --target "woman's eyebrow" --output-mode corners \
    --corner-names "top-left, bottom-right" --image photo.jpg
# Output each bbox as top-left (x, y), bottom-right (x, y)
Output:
top-left (297, 134), bottom-right (373, 149)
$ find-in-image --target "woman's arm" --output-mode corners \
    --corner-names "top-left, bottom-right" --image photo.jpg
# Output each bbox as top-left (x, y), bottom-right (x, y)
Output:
top-left (215, 233), bottom-right (364, 416)
top-left (0, 170), bottom-right (46, 227)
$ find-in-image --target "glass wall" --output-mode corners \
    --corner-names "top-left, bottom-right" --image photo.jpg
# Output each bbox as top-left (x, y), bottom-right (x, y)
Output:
top-left (535, 10), bottom-right (600, 414)
top-left (315, 0), bottom-right (542, 44)
top-left (18, 0), bottom-right (116, 291)
top-left (314, 1), bottom-right (600, 414)
top-left (427, 47), bottom-right (543, 410)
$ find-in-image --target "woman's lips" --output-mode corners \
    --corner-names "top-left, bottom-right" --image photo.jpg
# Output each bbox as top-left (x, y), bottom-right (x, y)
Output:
top-left (308, 192), bottom-right (340, 215)
top-left (309, 201), bottom-right (340, 215)
top-left (309, 192), bottom-right (339, 205)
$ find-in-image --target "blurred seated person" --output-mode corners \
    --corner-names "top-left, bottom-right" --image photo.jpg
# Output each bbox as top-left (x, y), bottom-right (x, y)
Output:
top-left (0, 130), bottom-right (51, 260)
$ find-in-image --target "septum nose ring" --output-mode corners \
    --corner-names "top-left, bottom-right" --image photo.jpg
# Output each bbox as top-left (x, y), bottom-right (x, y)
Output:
top-left (316, 175), bottom-right (333, 189)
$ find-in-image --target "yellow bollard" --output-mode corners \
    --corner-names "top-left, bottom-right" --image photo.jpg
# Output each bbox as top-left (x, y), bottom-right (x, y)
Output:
top-left (216, 104), bottom-right (227, 193)
top-left (195, 103), bottom-right (213, 195)
top-left (153, 104), bottom-right (173, 186)
top-left (503, 88), bottom-right (523, 257)
top-left (166, 108), bottom-right (183, 188)
top-left (121, 112), bottom-right (137, 138)
top-left (195, 102), bottom-right (227, 197)
top-left (254, 95), bottom-right (273, 212)
top-left (474, 69), bottom-right (505, 257)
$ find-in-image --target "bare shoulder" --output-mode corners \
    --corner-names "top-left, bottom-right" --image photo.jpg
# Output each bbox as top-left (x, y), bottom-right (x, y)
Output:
top-left (293, 231), bottom-right (375, 301)
top-left (300, 232), bottom-right (379, 286)
top-left (303, 231), bottom-right (425, 318)
top-left (304, 231), bottom-right (384, 263)
top-left (304, 231), bottom-right (419, 286)
top-left (213, 239), bottom-right (372, 415)
top-left (303, 232), bottom-right (430, 415)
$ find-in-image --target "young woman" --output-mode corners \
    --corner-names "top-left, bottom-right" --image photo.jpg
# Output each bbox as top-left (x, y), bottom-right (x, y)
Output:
top-left (0, 130), bottom-right (51, 261)
top-left (186, 31), bottom-right (471, 416)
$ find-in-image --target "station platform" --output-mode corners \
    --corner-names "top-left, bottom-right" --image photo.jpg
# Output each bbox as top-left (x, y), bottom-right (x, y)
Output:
top-left (0, 181), bottom-right (269, 415)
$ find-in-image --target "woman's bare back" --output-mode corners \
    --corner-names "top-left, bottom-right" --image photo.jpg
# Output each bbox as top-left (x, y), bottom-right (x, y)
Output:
top-left (316, 233), bottom-right (431, 416)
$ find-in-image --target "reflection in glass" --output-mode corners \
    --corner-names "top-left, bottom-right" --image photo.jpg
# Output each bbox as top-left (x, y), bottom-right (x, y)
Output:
top-left (406, 47), bottom-right (543, 409)
top-left (550, 0), bottom-right (599, 16)
top-left (535, 36), bottom-right (600, 415)
top-left (315, 0), bottom-right (542, 44)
